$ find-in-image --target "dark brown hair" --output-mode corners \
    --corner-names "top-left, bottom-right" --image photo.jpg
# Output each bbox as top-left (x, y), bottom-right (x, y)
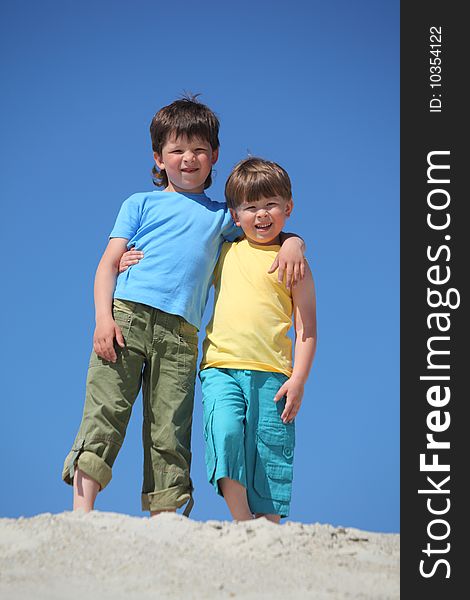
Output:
top-left (150, 94), bottom-right (220, 189)
top-left (225, 157), bottom-right (292, 209)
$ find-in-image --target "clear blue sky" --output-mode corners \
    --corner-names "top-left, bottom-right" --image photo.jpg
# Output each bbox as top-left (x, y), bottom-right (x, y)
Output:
top-left (0, 0), bottom-right (399, 532)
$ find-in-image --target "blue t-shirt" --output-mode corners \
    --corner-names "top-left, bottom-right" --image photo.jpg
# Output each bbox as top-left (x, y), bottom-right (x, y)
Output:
top-left (109, 191), bottom-right (241, 329)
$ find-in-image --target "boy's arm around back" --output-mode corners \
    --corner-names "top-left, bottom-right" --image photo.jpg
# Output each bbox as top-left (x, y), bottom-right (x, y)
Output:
top-left (274, 262), bottom-right (317, 423)
top-left (269, 232), bottom-right (306, 290)
top-left (93, 237), bottom-right (130, 363)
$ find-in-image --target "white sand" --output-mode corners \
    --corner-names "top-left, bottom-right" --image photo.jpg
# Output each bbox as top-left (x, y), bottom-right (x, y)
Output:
top-left (0, 511), bottom-right (399, 599)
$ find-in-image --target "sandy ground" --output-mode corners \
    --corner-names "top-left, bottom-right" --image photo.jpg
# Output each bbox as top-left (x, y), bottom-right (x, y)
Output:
top-left (0, 511), bottom-right (399, 600)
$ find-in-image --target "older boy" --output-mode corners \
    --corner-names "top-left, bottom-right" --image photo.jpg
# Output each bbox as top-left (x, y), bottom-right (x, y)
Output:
top-left (199, 157), bottom-right (317, 522)
top-left (62, 98), bottom-right (305, 516)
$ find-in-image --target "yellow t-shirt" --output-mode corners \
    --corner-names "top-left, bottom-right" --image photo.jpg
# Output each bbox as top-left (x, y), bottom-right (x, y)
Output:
top-left (200, 238), bottom-right (293, 377)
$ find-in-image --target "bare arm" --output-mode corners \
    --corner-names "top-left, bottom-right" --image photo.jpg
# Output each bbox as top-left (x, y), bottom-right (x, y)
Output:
top-left (274, 262), bottom-right (317, 423)
top-left (93, 237), bottom-right (130, 362)
top-left (290, 262), bottom-right (317, 383)
top-left (268, 232), bottom-right (306, 289)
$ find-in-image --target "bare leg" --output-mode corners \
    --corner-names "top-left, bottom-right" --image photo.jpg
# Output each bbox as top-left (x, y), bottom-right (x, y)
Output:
top-left (255, 513), bottom-right (281, 524)
top-left (73, 468), bottom-right (100, 512)
top-left (219, 478), bottom-right (253, 521)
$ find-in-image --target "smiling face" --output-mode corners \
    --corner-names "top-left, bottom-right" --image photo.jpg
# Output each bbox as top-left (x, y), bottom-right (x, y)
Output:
top-left (230, 196), bottom-right (293, 245)
top-left (154, 134), bottom-right (219, 194)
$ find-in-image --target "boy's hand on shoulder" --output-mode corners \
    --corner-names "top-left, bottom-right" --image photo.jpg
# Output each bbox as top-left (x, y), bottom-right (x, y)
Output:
top-left (119, 249), bottom-right (144, 273)
top-left (93, 318), bottom-right (125, 363)
top-left (274, 376), bottom-right (305, 423)
top-left (268, 236), bottom-right (306, 290)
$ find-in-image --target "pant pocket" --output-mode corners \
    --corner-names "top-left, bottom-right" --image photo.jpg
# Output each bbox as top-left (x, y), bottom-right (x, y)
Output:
top-left (112, 299), bottom-right (135, 339)
top-left (254, 422), bottom-right (295, 502)
top-left (177, 335), bottom-right (198, 393)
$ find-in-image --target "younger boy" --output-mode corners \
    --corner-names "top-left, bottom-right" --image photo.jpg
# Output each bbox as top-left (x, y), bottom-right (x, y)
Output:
top-left (199, 157), bottom-right (317, 522)
top-left (62, 97), bottom-right (305, 516)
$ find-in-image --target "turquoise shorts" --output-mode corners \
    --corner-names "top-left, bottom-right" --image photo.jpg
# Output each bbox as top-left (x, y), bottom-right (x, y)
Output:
top-left (199, 367), bottom-right (295, 518)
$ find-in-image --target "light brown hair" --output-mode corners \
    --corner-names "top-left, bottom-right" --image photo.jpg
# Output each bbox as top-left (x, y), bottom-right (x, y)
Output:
top-left (225, 157), bottom-right (292, 209)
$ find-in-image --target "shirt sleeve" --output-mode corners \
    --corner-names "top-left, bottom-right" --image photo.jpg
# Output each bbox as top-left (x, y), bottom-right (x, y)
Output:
top-left (217, 205), bottom-right (241, 242)
top-left (109, 194), bottom-right (142, 241)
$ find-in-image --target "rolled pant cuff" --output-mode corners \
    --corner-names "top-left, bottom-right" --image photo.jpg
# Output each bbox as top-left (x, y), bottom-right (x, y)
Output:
top-left (142, 486), bottom-right (191, 512)
top-left (61, 450), bottom-right (112, 490)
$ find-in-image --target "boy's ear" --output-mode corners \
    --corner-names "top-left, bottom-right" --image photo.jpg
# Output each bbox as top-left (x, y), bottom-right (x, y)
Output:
top-left (229, 207), bottom-right (240, 226)
top-left (211, 148), bottom-right (219, 165)
top-left (154, 152), bottom-right (164, 170)
top-left (284, 198), bottom-right (294, 217)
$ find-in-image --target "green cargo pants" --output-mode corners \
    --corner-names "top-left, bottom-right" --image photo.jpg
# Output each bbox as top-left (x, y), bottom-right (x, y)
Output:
top-left (62, 299), bottom-right (198, 514)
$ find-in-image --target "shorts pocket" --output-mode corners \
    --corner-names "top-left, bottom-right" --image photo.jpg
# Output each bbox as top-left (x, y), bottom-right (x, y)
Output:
top-left (254, 421), bottom-right (295, 502)
top-left (202, 399), bottom-right (217, 484)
